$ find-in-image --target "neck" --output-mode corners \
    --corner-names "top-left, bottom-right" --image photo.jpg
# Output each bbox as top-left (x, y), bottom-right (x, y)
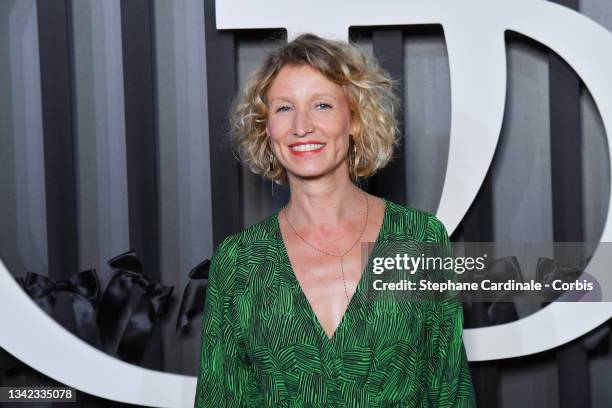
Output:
top-left (284, 165), bottom-right (366, 233)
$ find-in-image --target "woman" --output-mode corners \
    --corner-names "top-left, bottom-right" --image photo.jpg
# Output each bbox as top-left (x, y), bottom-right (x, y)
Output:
top-left (194, 33), bottom-right (476, 407)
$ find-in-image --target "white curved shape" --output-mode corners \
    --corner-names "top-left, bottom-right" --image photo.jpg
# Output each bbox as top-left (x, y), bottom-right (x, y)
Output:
top-left (1, 0), bottom-right (612, 406)
top-left (437, 15), bottom-right (507, 234)
top-left (455, 0), bottom-right (612, 361)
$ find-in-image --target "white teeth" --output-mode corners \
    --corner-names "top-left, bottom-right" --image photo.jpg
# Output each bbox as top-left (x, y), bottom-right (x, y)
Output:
top-left (290, 143), bottom-right (325, 152)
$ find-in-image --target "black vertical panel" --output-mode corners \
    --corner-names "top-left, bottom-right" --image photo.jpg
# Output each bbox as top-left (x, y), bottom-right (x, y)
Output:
top-left (371, 29), bottom-right (407, 204)
top-left (549, 0), bottom-right (583, 243)
top-left (204, 0), bottom-right (242, 245)
top-left (452, 166), bottom-right (499, 407)
top-left (18, 3), bottom-right (79, 394)
top-left (37, 0), bottom-right (78, 282)
top-left (548, 1), bottom-right (589, 407)
top-left (120, 0), bottom-right (162, 370)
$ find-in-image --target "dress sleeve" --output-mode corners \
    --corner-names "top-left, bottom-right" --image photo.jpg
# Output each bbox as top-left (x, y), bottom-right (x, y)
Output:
top-left (424, 215), bottom-right (477, 407)
top-left (194, 235), bottom-right (255, 407)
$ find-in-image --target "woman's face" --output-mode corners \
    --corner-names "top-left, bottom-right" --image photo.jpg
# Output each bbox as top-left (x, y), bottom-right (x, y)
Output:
top-left (266, 64), bottom-right (353, 182)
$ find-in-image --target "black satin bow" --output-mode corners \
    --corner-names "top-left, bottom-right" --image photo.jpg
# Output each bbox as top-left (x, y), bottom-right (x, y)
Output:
top-left (17, 269), bottom-right (101, 347)
top-left (96, 250), bottom-right (174, 363)
top-left (536, 255), bottom-right (597, 302)
top-left (535, 256), bottom-right (608, 352)
top-left (176, 259), bottom-right (210, 334)
top-left (472, 256), bottom-right (526, 325)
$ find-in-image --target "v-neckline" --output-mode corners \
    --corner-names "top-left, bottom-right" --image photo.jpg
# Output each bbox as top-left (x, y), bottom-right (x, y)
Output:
top-left (274, 197), bottom-right (389, 344)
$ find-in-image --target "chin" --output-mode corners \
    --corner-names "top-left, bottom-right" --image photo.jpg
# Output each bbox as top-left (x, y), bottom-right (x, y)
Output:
top-left (288, 170), bottom-right (328, 181)
top-left (287, 164), bottom-right (346, 181)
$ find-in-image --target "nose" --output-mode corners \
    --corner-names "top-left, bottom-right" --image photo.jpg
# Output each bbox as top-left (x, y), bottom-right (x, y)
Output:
top-left (292, 107), bottom-right (314, 137)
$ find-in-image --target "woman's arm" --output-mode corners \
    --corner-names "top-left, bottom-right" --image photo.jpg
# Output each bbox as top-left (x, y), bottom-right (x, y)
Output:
top-left (424, 215), bottom-right (477, 407)
top-left (194, 235), bottom-right (255, 407)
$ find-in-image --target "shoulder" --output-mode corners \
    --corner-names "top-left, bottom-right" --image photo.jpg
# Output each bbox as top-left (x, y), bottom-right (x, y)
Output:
top-left (383, 199), bottom-right (449, 242)
top-left (208, 213), bottom-right (280, 290)
top-left (211, 211), bottom-right (279, 262)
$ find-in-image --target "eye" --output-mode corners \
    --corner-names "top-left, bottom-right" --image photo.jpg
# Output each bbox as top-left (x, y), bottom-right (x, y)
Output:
top-left (275, 105), bottom-right (291, 113)
top-left (316, 102), bottom-right (332, 110)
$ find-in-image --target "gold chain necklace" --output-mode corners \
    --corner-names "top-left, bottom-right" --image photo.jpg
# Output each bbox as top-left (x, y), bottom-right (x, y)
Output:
top-left (283, 193), bottom-right (369, 306)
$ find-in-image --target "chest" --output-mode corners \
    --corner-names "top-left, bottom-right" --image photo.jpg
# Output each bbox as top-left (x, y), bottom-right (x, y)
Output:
top-left (234, 240), bottom-right (431, 343)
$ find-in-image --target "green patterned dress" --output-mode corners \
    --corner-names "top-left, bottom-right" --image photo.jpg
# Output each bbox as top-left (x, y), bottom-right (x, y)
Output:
top-left (194, 198), bottom-right (476, 407)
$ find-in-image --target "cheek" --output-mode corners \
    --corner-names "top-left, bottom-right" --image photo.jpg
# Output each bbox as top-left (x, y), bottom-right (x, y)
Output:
top-left (267, 115), bottom-right (291, 136)
top-left (320, 113), bottom-right (351, 139)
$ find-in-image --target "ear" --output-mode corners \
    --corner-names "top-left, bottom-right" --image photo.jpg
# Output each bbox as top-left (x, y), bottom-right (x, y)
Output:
top-left (347, 105), bottom-right (359, 137)
top-left (349, 118), bottom-right (359, 140)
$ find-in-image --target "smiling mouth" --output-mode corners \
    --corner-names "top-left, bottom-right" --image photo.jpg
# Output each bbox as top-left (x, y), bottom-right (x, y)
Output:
top-left (289, 143), bottom-right (326, 152)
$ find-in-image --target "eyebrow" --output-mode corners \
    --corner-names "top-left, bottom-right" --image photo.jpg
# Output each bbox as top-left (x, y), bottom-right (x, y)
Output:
top-left (310, 93), bottom-right (337, 99)
top-left (268, 93), bottom-right (338, 103)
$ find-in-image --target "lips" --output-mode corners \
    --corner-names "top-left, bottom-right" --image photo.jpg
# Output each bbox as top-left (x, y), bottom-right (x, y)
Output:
top-left (288, 141), bottom-right (326, 156)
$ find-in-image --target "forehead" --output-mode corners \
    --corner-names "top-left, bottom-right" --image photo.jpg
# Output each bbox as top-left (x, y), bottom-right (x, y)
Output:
top-left (267, 64), bottom-right (344, 98)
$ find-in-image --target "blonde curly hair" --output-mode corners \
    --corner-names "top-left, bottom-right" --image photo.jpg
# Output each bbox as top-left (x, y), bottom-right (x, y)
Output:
top-left (230, 33), bottom-right (400, 184)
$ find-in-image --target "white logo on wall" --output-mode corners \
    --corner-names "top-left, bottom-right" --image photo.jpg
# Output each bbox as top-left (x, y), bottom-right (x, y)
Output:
top-left (0, 0), bottom-right (611, 406)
